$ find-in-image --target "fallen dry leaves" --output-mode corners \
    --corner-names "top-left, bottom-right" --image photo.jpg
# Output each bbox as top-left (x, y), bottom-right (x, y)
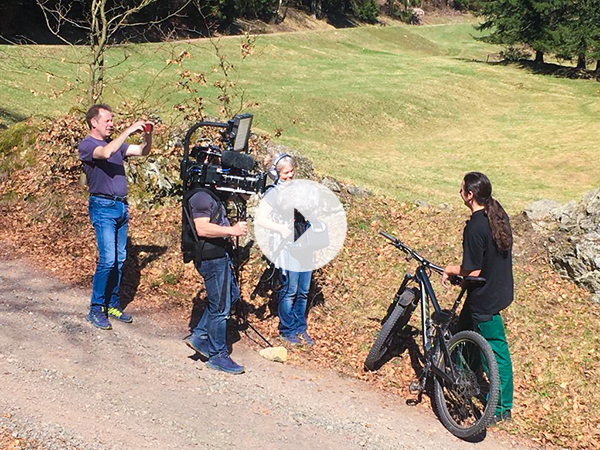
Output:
top-left (1, 117), bottom-right (599, 448)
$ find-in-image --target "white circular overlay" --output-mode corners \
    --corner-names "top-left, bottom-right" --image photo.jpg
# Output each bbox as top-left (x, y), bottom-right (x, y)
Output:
top-left (255, 179), bottom-right (347, 272)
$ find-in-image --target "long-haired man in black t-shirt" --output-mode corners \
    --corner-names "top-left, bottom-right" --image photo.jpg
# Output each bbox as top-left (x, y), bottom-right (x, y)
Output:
top-left (441, 172), bottom-right (514, 424)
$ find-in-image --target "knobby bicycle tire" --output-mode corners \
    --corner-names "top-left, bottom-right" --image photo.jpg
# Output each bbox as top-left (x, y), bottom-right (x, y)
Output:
top-left (364, 289), bottom-right (417, 371)
top-left (433, 330), bottom-right (500, 438)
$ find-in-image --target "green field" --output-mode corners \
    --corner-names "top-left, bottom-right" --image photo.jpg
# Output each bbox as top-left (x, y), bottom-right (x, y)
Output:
top-left (2, 22), bottom-right (600, 211)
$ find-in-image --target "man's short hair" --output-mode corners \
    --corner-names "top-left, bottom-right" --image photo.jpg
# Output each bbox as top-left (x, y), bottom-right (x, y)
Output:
top-left (85, 103), bottom-right (112, 129)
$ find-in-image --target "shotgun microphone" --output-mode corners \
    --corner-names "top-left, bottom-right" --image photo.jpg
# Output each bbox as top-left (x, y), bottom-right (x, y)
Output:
top-left (221, 151), bottom-right (255, 171)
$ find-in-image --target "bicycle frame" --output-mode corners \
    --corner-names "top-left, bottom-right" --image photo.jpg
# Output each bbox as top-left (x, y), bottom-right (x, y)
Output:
top-left (371, 231), bottom-right (498, 438)
top-left (399, 269), bottom-right (452, 390)
top-left (381, 232), bottom-right (470, 391)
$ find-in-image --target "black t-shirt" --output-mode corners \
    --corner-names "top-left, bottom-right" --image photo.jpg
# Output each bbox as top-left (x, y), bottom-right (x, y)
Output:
top-left (188, 190), bottom-right (230, 227)
top-left (461, 209), bottom-right (513, 315)
top-left (188, 190), bottom-right (231, 248)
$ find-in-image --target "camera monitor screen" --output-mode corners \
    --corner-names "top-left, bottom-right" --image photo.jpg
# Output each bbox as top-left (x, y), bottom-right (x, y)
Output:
top-left (232, 114), bottom-right (253, 152)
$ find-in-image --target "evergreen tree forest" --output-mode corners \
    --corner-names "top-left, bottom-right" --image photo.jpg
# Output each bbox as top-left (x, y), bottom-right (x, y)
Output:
top-left (474, 0), bottom-right (600, 71)
top-left (1, 0), bottom-right (599, 71)
top-left (0, 0), bottom-right (383, 42)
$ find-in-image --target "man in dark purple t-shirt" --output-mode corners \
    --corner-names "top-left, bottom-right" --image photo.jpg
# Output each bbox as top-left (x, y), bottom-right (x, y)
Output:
top-left (78, 103), bottom-right (153, 330)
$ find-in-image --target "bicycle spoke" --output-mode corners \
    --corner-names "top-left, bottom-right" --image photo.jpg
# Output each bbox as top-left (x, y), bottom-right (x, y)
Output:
top-left (434, 331), bottom-right (499, 437)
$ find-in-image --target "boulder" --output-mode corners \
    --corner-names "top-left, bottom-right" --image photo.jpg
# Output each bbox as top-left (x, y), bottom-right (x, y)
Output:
top-left (346, 185), bottom-right (372, 197)
top-left (411, 7), bottom-right (425, 18)
top-left (523, 188), bottom-right (600, 302)
top-left (523, 199), bottom-right (562, 221)
top-left (558, 200), bottom-right (579, 231)
top-left (320, 176), bottom-right (341, 193)
top-left (551, 233), bottom-right (600, 299)
top-left (581, 188), bottom-right (600, 216)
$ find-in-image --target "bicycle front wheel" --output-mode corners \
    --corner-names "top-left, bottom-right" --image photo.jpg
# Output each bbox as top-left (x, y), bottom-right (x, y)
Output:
top-left (433, 330), bottom-right (500, 438)
top-left (364, 289), bottom-right (417, 371)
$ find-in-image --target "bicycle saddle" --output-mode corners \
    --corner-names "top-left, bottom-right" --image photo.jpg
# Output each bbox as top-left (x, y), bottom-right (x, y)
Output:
top-left (463, 276), bottom-right (486, 289)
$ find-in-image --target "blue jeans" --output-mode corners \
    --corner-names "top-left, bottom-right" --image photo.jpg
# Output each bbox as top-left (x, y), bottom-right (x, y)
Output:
top-left (192, 254), bottom-right (239, 357)
top-left (278, 270), bottom-right (312, 338)
top-left (88, 196), bottom-right (128, 310)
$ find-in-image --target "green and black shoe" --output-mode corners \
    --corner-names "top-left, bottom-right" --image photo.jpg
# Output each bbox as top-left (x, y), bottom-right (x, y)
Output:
top-left (107, 307), bottom-right (133, 323)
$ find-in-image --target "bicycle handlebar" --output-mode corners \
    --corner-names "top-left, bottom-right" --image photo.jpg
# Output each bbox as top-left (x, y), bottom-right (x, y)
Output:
top-left (380, 231), bottom-right (444, 274)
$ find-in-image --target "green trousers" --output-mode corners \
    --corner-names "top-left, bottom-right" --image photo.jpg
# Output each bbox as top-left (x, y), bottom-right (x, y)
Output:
top-left (458, 306), bottom-right (513, 415)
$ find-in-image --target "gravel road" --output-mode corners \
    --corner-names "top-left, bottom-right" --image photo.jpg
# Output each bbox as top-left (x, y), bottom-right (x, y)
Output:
top-left (0, 258), bottom-right (536, 450)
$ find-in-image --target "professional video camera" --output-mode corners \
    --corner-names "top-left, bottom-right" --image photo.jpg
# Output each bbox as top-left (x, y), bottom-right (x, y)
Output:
top-left (180, 113), bottom-right (266, 267)
top-left (180, 114), bottom-right (274, 347)
top-left (180, 114), bottom-right (267, 195)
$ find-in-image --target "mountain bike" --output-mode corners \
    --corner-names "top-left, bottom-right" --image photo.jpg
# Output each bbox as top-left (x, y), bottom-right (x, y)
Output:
top-left (364, 231), bottom-right (500, 438)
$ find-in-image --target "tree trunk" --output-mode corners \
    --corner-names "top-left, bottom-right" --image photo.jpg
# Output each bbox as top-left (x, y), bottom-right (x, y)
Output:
top-left (577, 54), bottom-right (587, 70)
top-left (97, 55), bottom-right (105, 100)
top-left (595, 60), bottom-right (600, 75)
top-left (535, 50), bottom-right (544, 63)
top-left (310, 0), bottom-right (322, 19)
top-left (88, 63), bottom-right (95, 105)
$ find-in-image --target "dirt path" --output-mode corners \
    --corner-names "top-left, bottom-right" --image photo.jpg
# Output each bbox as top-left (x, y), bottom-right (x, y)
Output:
top-left (0, 258), bottom-right (535, 450)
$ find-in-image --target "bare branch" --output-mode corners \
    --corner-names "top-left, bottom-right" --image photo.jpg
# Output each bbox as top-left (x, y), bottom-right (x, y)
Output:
top-left (34, 0), bottom-right (202, 104)
top-left (118, 0), bottom-right (193, 29)
top-left (106, 0), bottom-right (157, 35)
top-left (36, 0), bottom-right (89, 32)
top-left (36, 0), bottom-right (78, 45)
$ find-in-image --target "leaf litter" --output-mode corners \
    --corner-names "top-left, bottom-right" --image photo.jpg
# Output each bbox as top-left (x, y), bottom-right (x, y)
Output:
top-left (1, 116), bottom-right (599, 449)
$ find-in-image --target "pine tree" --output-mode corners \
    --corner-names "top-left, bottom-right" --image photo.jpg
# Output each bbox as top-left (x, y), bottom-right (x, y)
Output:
top-left (474, 0), bottom-right (564, 63)
top-left (554, 0), bottom-right (600, 70)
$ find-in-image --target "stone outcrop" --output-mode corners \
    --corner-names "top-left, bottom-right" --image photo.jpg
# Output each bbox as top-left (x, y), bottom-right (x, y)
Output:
top-left (524, 188), bottom-right (600, 304)
top-left (320, 176), bottom-right (341, 193)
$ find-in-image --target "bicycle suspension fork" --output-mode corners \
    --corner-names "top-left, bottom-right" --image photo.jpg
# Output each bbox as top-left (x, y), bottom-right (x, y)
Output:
top-left (409, 269), bottom-right (438, 397)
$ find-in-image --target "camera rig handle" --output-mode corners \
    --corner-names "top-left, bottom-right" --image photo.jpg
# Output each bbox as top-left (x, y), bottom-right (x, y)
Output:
top-left (181, 121), bottom-right (229, 189)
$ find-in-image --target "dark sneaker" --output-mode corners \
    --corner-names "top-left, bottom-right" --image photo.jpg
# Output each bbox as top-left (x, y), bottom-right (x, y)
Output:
top-left (281, 334), bottom-right (302, 345)
top-left (107, 307), bottom-right (133, 323)
top-left (185, 335), bottom-right (210, 359)
top-left (87, 308), bottom-right (112, 330)
top-left (206, 355), bottom-right (245, 374)
top-left (299, 331), bottom-right (315, 346)
top-left (490, 410), bottom-right (512, 426)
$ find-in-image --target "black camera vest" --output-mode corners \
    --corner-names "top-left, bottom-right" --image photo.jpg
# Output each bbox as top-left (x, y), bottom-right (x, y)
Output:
top-left (181, 187), bottom-right (232, 264)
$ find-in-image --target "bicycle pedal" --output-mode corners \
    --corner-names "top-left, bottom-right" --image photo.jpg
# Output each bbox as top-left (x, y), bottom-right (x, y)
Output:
top-left (409, 379), bottom-right (423, 394)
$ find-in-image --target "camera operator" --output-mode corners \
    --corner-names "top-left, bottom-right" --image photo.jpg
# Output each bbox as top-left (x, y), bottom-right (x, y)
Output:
top-left (255, 153), bottom-right (315, 346)
top-left (184, 173), bottom-right (247, 374)
top-left (78, 103), bottom-right (153, 330)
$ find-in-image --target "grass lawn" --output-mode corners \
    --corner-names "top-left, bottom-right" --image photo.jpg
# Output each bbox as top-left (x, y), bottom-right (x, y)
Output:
top-left (2, 20), bottom-right (600, 448)
top-left (1, 21), bottom-right (600, 211)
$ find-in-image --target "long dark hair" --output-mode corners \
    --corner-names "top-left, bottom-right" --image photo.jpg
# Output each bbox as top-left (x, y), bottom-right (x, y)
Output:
top-left (463, 172), bottom-right (513, 254)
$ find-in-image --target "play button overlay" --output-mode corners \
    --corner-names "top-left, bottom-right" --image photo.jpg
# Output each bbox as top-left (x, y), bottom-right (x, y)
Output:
top-left (255, 179), bottom-right (347, 272)
top-left (293, 209), bottom-right (305, 241)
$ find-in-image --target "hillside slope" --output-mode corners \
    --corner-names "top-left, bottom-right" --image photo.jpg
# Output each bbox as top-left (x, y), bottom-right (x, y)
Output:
top-left (1, 115), bottom-right (599, 447)
top-left (1, 22), bottom-right (599, 208)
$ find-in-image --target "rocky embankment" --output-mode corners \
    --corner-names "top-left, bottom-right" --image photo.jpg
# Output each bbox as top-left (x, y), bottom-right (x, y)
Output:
top-left (523, 188), bottom-right (600, 304)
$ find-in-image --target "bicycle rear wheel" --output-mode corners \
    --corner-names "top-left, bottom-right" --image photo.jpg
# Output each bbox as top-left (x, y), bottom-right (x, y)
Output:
top-left (433, 330), bottom-right (500, 438)
top-left (364, 289), bottom-right (417, 371)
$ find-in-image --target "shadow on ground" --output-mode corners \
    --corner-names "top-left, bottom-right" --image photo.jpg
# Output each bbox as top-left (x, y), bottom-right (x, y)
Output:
top-left (0, 108), bottom-right (28, 130)
top-left (460, 57), bottom-right (600, 81)
top-left (120, 241), bottom-right (167, 309)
